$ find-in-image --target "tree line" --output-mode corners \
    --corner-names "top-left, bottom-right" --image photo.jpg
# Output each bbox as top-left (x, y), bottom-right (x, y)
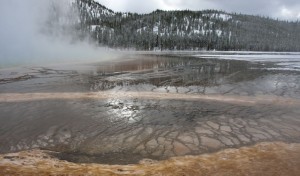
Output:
top-left (53, 0), bottom-right (300, 51)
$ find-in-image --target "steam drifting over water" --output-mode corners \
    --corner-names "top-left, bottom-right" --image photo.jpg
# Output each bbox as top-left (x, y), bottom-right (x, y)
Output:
top-left (0, 0), bottom-right (113, 67)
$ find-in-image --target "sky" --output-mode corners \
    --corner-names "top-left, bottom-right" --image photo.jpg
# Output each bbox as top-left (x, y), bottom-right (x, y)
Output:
top-left (95, 0), bottom-right (300, 21)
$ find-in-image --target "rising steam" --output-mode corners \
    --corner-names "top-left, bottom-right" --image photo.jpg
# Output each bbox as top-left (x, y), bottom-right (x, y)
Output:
top-left (0, 0), bottom-right (113, 67)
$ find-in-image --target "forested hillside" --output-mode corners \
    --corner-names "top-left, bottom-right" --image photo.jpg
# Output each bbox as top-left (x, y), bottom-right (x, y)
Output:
top-left (53, 0), bottom-right (300, 51)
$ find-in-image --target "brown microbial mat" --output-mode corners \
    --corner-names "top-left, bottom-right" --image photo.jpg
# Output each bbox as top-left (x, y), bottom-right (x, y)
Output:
top-left (1, 142), bottom-right (300, 176)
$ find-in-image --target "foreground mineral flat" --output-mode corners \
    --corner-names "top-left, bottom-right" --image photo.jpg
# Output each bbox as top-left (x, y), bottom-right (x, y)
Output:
top-left (1, 142), bottom-right (300, 176)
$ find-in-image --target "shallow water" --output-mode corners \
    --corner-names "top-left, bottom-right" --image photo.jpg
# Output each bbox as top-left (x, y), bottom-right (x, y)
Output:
top-left (0, 52), bottom-right (300, 165)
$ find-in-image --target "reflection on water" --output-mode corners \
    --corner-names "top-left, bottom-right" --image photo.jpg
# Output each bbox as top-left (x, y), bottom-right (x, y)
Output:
top-left (87, 55), bottom-right (300, 99)
top-left (89, 56), bottom-right (253, 89)
top-left (0, 53), bottom-right (300, 166)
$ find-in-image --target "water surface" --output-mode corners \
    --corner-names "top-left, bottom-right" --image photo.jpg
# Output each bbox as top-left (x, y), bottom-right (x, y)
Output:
top-left (0, 52), bottom-right (300, 164)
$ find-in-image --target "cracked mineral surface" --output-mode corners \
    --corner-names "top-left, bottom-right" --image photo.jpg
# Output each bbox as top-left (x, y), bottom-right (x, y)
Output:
top-left (2, 142), bottom-right (300, 176)
top-left (0, 53), bottom-right (300, 165)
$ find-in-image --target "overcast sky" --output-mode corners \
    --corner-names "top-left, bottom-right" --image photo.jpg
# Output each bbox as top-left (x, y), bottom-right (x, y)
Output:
top-left (95, 0), bottom-right (300, 21)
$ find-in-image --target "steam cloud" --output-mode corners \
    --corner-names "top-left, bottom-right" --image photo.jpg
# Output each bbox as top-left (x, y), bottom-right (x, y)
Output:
top-left (0, 0), bottom-right (112, 67)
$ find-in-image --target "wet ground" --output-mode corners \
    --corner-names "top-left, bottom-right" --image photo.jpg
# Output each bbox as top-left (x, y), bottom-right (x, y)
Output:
top-left (1, 142), bottom-right (300, 176)
top-left (0, 52), bottom-right (300, 164)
